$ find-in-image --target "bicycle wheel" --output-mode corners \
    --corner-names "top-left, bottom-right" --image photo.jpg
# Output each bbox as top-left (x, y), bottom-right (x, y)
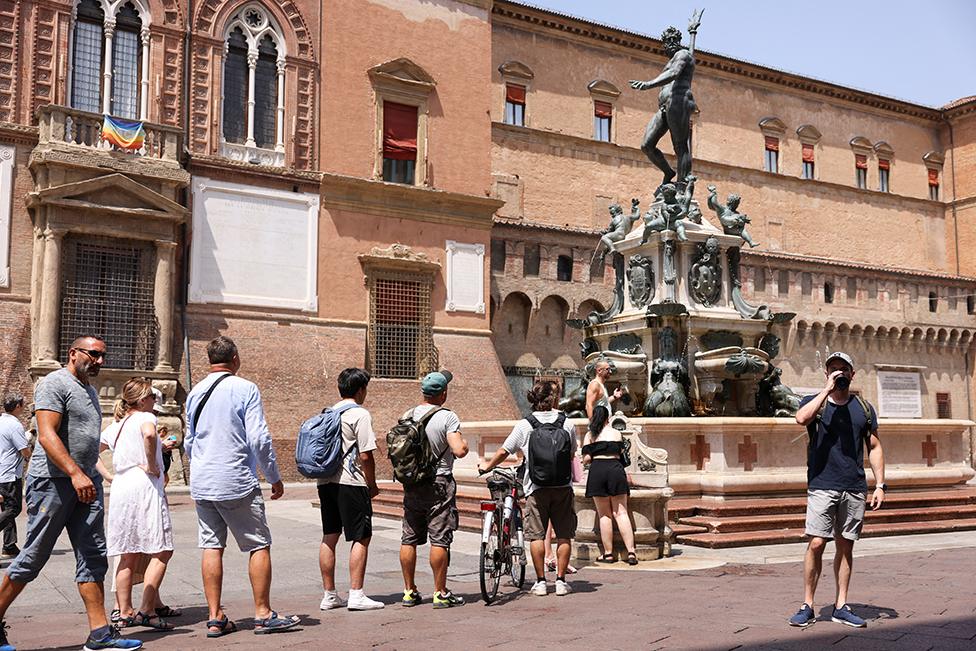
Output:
top-left (479, 514), bottom-right (501, 604)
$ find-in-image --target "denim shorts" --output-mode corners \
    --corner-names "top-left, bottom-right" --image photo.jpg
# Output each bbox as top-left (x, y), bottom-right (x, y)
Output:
top-left (195, 487), bottom-right (272, 552)
top-left (6, 475), bottom-right (108, 584)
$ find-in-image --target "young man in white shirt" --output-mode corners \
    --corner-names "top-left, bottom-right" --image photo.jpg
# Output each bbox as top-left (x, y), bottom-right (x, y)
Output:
top-left (318, 368), bottom-right (383, 612)
top-left (0, 393), bottom-right (31, 559)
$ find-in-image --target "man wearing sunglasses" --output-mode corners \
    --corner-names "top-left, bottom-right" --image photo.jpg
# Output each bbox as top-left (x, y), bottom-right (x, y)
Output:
top-left (0, 335), bottom-right (143, 651)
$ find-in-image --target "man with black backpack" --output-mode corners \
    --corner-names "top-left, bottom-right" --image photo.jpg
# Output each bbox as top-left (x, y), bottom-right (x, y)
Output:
top-left (479, 380), bottom-right (577, 597)
top-left (393, 371), bottom-right (468, 609)
top-left (789, 352), bottom-right (886, 630)
top-left (317, 368), bottom-right (383, 612)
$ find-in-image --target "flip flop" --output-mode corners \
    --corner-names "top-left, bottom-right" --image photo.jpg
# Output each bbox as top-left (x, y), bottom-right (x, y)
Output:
top-left (206, 615), bottom-right (238, 638)
top-left (253, 611), bottom-right (300, 635)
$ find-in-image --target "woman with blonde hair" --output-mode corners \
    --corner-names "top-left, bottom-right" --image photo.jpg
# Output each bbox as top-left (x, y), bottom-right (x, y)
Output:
top-left (99, 378), bottom-right (175, 630)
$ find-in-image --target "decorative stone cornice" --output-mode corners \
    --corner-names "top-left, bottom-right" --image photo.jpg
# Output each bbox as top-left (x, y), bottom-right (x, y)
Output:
top-left (321, 173), bottom-right (502, 230)
top-left (494, 216), bottom-right (602, 237)
top-left (795, 124), bottom-right (822, 144)
top-left (367, 58), bottom-right (436, 97)
top-left (188, 154), bottom-right (321, 186)
top-left (849, 136), bottom-right (873, 153)
top-left (923, 151), bottom-right (945, 168)
top-left (0, 122), bottom-right (39, 144)
top-left (498, 60), bottom-right (534, 81)
top-left (358, 243), bottom-right (441, 276)
top-left (587, 79), bottom-right (621, 100)
top-left (874, 141), bottom-right (894, 159)
top-left (491, 1), bottom-right (945, 122)
top-left (758, 117), bottom-right (786, 136)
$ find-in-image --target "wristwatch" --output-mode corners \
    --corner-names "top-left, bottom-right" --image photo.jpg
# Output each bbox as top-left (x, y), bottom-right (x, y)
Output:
top-left (876, 483), bottom-right (887, 491)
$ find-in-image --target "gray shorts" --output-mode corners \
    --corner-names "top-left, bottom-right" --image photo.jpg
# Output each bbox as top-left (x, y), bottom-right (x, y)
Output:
top-left (805, 489), bottom-right (866, 541)
top-left (401, 476), bottom-right (459, 548)
top-left (6, 475), bottom-right (108, 584)
top-left (195, 487), bottom-right (272, 552)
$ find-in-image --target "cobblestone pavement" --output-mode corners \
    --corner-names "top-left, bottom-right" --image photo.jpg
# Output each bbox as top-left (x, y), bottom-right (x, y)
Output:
top-left (2, 485), bottom-right (975, 650)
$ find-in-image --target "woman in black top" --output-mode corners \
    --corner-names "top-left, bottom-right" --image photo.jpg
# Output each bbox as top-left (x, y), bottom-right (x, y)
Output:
top-left (582, 424), bottom-right (638, 565)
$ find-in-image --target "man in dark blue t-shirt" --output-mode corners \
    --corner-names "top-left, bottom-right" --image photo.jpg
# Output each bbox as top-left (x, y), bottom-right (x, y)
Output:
top-left (788, 352), bottom-right (886, 630)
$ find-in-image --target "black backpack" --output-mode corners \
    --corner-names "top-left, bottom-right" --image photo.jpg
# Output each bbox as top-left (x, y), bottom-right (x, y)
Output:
top-left (526, 413), bottom-right (572, 487)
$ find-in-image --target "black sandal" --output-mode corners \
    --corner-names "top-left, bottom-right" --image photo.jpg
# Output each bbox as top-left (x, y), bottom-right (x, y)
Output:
top-left (626, 552), bottom-right (639, 566)
top-left (595, 553), bottom-right (616, 564)
top-left (155, 605), bottom-right (182, 618)
top-left (132, 611), bottom-right (174, 631)
top-left (206, 615), bottom-right (237, 638)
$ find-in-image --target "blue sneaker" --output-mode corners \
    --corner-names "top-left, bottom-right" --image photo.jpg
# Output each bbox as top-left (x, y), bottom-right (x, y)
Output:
top-left (83, 626), bottom-right (143, 650)
top-left (0, 620), bottom-right (14, 651)
top-left (788, 603), bottom-right (816, 627)
top-left (831, 604), bottom-right (866, 628)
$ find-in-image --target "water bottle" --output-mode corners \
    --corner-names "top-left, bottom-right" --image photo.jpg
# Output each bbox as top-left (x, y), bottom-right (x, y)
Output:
top-left (502, 494), bottom-right (514, 523)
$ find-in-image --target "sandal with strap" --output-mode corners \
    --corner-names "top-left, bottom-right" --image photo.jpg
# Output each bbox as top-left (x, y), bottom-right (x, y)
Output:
top-left (253, 611), bottom-right (300, 635)
top-left (155, 605), bottom-right (182, 618)
top-left (132, 611), bottom-right (174, 630)
top-left (595, 553), bottom-right (616, 564)
top-left (206, 615), bottom-right (238, 638)
top-left (626, 552), bottom-right (639, 566)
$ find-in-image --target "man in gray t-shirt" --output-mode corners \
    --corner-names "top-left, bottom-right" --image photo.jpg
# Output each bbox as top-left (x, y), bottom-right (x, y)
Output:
top-left (0, 336), bottom-right (143, 651)
top-left (398, 371), bottom-right (469, 610)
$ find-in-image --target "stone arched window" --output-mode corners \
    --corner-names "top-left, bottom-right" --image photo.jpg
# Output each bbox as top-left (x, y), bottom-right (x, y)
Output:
top-left (221, 4), bottom-right (287, 165)
top-left (69, 0), bottom-right (152, 119)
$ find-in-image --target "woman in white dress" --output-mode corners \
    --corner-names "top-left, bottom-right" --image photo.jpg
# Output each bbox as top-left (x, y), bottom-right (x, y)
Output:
top-left (99, 378), bottom-right (175, 630)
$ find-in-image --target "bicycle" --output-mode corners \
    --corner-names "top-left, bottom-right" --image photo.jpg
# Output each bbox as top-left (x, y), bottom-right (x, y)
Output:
top-left (477, 465), bottom-right (527, 604)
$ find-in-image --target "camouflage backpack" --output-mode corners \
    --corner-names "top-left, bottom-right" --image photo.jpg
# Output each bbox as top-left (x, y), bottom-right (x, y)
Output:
top-left (386, 407), bottom-right (448, 487)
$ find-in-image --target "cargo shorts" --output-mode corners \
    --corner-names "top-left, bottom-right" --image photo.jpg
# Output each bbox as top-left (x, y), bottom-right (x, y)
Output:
top-left (805, 489), bottom-right (866, 541)
top-left (401, 476), bottom-right (459, 548)
top-left (195, 487), bottom-right (272, 552)
top-left (524, 486), bottom-right (576, 541)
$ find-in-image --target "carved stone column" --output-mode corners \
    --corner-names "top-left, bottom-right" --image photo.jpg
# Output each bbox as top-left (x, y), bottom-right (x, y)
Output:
top-left (102, 19), bottom-right (116, 115)
top-left (245, 51), bottom-right (258, 148)
top-left (275, 59), bottom-right (286, 153)
top-left (140, 28), bottom-right (151, 120)
top-left (153, 241), bottom-right (177, 372)
top-left (36, 229), bottom-right (65, 367)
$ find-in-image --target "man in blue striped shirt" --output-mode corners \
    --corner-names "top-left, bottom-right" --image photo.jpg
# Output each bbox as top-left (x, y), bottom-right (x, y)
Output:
top-left (184, 336), bottom-right (299, 637)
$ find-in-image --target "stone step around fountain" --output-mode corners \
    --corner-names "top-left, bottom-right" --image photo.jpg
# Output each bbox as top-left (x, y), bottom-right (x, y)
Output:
top-left (374, 481), bottom-right (489, 532)
top-left (671, 487), bottom-right (976, 548)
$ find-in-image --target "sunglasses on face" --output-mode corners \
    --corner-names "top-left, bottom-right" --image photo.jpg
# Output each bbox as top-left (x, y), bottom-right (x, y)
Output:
top-left (73, 348), bottom-right (106, 361)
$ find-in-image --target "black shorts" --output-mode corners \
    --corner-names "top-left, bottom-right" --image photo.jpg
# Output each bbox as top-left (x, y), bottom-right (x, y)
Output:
top-left (318, 483), bottom-right (373, 542)
top-left (585, 458), bottom-right (630, 497)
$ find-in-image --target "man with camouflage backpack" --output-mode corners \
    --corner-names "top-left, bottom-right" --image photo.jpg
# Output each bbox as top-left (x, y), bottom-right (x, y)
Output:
top-left (393, 371), bottom-right (468, 609)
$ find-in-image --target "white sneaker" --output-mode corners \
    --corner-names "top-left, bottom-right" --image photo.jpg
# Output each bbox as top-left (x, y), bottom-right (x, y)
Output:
top-left (531, 580), bottom-right (548, 596)
top-left (320, 590), bottom-right (346, 610)
top-left (555, 579), bottom-right (572, 596)
top-left (347, 589), bottom-right (385, 611)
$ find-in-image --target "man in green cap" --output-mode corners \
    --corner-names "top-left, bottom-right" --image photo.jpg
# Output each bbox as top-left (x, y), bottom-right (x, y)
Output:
top-left (398, 371), bottom-right (468, 609)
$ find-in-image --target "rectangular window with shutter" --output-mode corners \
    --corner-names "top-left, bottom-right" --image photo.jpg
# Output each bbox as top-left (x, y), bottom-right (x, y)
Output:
top-left (504, 84), bottom-right (525, 126)
top-left (928, 168), bottom-right (939, 200)
top-left (382, 102), bottom-right (418, 185)
top-left (855, 154), bottom-right (868, 189)
top-left (936, 393), bottom-right (951, 419)
top-left (801, 143), bottom-right (815, 179)
top-left (879, 159), bottom-right (890, 192)
top-left (594, 101), bottom-right (612, 142)
top-left (763, 136), bottom-right (779, 173)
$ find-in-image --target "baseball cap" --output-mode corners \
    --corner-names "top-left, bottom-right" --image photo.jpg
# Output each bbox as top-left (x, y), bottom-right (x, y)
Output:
top-left (151, 387), bottom-right (164, 414)
top-left (824, 351), bottom-right (855, 370)
top-left (421, 370), bottom-right (453, 396)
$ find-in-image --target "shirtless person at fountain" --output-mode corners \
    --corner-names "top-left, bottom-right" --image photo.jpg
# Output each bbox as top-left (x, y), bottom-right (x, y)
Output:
top-left (585, 360), bottom-right (623, 437)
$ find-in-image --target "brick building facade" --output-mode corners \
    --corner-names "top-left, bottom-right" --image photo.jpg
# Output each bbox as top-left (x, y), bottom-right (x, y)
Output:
top-left (0, 0), bottom-right (973, 479)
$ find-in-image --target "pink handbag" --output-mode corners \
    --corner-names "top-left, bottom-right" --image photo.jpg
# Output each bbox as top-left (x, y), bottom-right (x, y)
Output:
top-left (571, 455), bottom-right (584, 483)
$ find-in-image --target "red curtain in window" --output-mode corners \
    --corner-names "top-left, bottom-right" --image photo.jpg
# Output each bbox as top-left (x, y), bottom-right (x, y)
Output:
top-left (594, 100), bottom-right (613, 118)
top-left (801, 143), bottom-right (815, 162)
top-left (878, 158), bottom-right (890, 170)
top-left (928, 168), bottom-right (939, 186)
top-left (506, 84), bottom-right (526, 104)
top-left (764, 136), bottom-right (779, 151)
top-left (855, 154), bottom-right (867, 170)
top-left (383, 102), bottom-right (418, 161)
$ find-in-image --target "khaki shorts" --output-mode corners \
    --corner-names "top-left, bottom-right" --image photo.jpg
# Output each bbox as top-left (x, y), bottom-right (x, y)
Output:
top-left (401, 476), bottom-right (458, 548)
top-left (524, 486), bottom-right (577, 541)
top-left (196, 487), bottom-right (272, 552)
top-left (805, 489), bottom-right (866, 541)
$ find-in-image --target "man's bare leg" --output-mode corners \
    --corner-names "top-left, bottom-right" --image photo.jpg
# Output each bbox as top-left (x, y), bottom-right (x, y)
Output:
top-left (349, 539), bottom-right (370, 591)
top-left (319, 534), bottom-right (340, 592)
top-left (833, 536), bottom-right (854, 608)
top-left (803, 537), bottom-right (827, 606)
top-left (248, 547), bottom-right (273, 620)
top-left (201, 548), bottom-right (225, 622)
top-left (0, 576), bottom-right (28, 621)
top-left (399, 544), bottom-right (418, 592)
top-left (77, 581), bottom-right (109, 631)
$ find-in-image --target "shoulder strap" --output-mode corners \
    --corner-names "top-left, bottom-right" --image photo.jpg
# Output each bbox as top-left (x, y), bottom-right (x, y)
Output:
top-left (554, 413), bottom-right (567, 428)
top-left (192, 373), bottom-right (233, 433)
top-left (525, 414), bottom-right (541, 428)
top-left (854, 395), bottom-right (874, 434)
top-left (112, 414), bottom-right (134, 449)
top-left (323, 402), bottom-right (360, 416)
top-left (417, 406), bottom-right (443, 426)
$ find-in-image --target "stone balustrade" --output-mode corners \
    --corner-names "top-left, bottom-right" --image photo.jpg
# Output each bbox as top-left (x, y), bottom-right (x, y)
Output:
top-left (36, 105), bottom-right (182, 162)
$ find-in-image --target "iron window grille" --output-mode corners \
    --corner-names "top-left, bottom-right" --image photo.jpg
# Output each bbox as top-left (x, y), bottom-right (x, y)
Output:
top-left (59, 237), bottom-right (158, 370)
top-left (936, 393), bottom-right (952, 419)
top-left (367, 271), bottom-right (437, 379)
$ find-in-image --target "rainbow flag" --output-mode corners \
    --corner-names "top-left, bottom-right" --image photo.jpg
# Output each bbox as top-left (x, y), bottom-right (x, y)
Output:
top-left (101, 114), bottom-right (146, 150)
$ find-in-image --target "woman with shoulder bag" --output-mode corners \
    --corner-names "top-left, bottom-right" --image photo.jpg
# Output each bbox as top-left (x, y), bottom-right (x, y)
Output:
top-left (99, 378), bottom-right (177, 630)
